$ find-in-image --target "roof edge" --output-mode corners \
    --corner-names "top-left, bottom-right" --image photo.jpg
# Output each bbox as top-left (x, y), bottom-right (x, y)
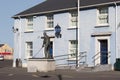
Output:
top-left (12, 1), bottom-right (120, 18)
top-left (12, 7), bottom-right (77, 18)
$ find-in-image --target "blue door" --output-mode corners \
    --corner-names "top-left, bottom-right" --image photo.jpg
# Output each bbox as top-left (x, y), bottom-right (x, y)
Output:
top-left (49, 41), bottom-right (53, 58)
top-left (100, 40), bottom-right (108, 64)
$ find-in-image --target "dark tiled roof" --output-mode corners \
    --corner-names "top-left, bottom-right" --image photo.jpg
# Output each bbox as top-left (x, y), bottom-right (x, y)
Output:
top-left (13, 0), bottom-right (120, 18)
top-left (0, 44), bottom-right (4, 47)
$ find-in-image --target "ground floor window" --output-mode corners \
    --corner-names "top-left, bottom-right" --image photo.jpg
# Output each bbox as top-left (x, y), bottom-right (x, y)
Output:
top-left (69, 40), bottom-right (77, 60)
top-left (25, 42), bottom-right (33, 58)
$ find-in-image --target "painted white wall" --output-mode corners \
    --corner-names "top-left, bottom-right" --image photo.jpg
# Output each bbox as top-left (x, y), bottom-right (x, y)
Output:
top-left (13, 5), bottom-right (120, 67)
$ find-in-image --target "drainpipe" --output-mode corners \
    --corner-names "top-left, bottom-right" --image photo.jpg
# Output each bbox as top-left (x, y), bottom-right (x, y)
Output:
top-left (18, 16), bottom-right (22, 59)
top-left (12, 20), bottom-right (20, 67)
top-left (13, 30), bottom-right (16, 67)
top-left (114, 2), bottom-right (118, 59)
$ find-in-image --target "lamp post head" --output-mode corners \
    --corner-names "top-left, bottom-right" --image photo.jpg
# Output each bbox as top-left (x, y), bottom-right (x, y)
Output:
top-left (55, 24), bottom-right (61, 38)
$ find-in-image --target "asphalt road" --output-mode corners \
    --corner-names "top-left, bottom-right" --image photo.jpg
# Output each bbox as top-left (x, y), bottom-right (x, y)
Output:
top-left (0, 60), bottom-right (120, 80)
top-left (0, 60), bottom-right (13, 67)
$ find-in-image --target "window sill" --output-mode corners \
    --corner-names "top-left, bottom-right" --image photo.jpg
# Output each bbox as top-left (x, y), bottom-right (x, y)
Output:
top-left (95, 24), bottom-right (109, 28)
top-left (67, 27), bottom-right (77, 30)
top-left (24, 31), bottom-right (34, 33)
top-left (45, 28), bottom-right (54, 31)
top-left (67, 58), bottom-right (76, 61)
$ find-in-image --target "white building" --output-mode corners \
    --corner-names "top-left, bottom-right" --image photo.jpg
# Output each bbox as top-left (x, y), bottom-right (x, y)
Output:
top-left (12, 0), bottom-right (120, 71)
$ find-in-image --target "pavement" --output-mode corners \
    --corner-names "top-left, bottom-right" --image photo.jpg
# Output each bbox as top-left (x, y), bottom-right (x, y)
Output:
top-left (0, 60), bottom-right (120, 80)
top-left (0, 67), bottom-right (120, 80)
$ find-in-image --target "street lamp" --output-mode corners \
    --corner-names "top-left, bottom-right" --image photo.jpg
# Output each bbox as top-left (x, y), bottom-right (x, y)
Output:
top-left (76, 0), bottom-right (80, 68)
top-left (55, 24), bottom-right (61, 38)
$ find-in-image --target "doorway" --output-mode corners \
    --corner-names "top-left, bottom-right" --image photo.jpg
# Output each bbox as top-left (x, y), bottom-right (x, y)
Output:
top-left (49, 41), bottom-right (53, 58)
top-left (99, 40), bottom-right (108, 64)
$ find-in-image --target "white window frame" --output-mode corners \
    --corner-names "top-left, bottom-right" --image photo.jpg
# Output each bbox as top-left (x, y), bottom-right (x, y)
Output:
top-left (97, 7), bottom-right (109, 26)
top-left (26, 17), bottom-right (33, 32)
top-left (46, 15), bottom-right (54, 30)
top-left (68, 40), bottom-right (77, 60)
top-left (25, 42), bottom-right (33, 58)
top-left (69, 11), bottom-right (78, 28)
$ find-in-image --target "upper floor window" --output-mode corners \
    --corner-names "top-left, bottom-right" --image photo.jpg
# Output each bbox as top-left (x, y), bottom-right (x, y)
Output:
top-left (69, 40), bottom-right (77, 60)
top-left (46, 15), bottom-right (54, 29)
top-left (97, 7), bottom-right (109, 25)
top-left (70, 11), bottom-right (78, 28)
top-left (25, 42), bottom-right (33, 58)
top-left (26, 17), bottom-right (33, 32)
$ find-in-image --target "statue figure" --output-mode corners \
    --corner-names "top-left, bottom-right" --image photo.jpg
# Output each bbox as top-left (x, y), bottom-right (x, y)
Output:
top-left (42, 32), bottom-right (51, 59)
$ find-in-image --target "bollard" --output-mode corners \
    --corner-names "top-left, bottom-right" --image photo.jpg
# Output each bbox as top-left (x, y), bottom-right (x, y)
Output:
top-left (16, 58), bottom-right (19, 67)
top-left (57, 74), bottom-right (62, 80)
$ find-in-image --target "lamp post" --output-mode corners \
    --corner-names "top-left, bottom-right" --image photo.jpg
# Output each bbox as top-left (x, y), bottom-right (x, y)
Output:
top-left (76, 0), bottom-right (80, 68)
top-left (55, 24), bottom-right (61, 38)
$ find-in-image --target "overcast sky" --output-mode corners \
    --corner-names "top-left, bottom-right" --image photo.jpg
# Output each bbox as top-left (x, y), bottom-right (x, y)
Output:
top-left (0, 0), bottom-right (45, 48)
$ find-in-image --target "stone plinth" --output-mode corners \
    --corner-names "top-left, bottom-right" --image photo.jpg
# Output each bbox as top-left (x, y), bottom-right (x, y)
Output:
top-left (27, 58), bottom-right (55, 72)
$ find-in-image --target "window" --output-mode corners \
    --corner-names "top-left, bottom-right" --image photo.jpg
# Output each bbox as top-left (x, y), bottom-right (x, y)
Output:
top-left (97, 7), bottom-right (108, 25)
top-left (25, 42), bottom-right (33, 58)
top-left (70, 11), bottom-right (78, 28)
top-left (26, 17), bottom-right (33, 32)
top-left (69, 40), bottom-right (77, 60)
top-left (46, 15), bottom-right (54, 29)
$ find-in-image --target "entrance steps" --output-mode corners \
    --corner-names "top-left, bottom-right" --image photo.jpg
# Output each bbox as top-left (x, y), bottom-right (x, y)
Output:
top-left (76, 65), bottom-right (93, 72)
top-left (77, 64), bottom-right (113, 72)
top-left (56, 65), bottom-right (76, 70)
top-left (93, 64), bottom-right (113, 72)
top-left (56, 64), bottom-right (113, 72)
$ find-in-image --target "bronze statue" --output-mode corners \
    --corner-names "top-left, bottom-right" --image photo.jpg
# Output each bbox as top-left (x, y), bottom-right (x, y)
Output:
top-left (42, 32), bottom-right (51, 59)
